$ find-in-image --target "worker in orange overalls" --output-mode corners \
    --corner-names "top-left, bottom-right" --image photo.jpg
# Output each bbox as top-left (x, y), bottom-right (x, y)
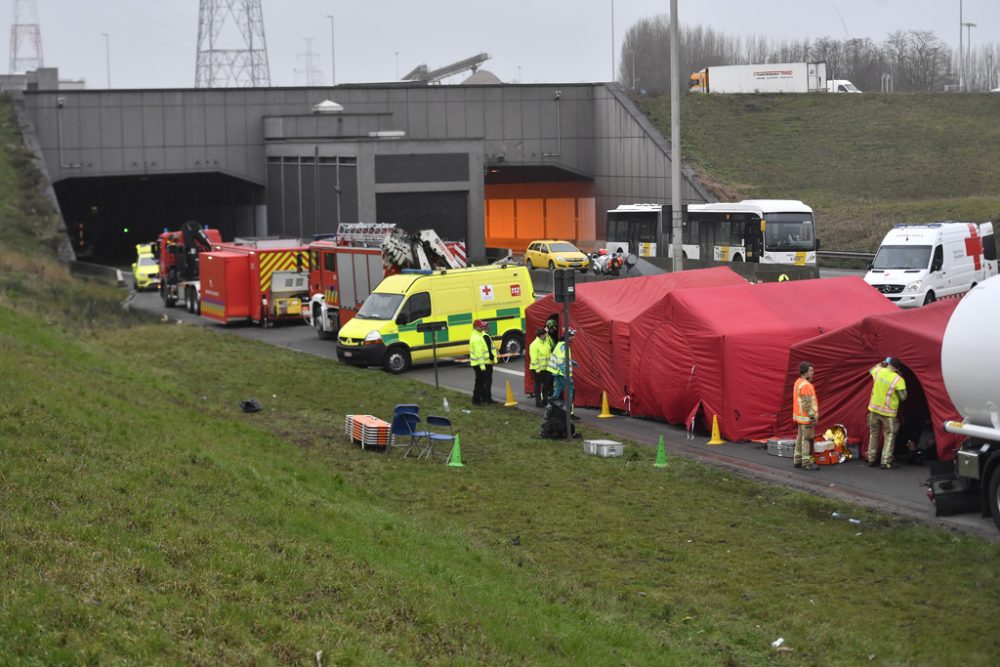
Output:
top-left (792, 361), bottom-right (820, 471)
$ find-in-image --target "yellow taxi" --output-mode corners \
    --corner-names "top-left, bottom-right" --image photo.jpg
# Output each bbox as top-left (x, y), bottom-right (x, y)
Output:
top-left (523, 240), bottom-right (589, 272)
top-left (132, 243), bottom-right (160, 291)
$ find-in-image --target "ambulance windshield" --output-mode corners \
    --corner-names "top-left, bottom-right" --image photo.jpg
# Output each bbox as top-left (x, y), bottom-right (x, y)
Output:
top-left (355, 292), bottom-right (404, 320)
top-left (872, 245), bottom-right (931, 270)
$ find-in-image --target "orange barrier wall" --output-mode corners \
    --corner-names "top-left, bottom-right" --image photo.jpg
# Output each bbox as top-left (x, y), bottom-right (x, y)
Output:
top-left (485, 181), bottom-right (596, 253)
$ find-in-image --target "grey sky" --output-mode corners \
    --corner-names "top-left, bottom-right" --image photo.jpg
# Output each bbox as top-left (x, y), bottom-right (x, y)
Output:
top-left (7, 0), bottom-right (999, 88)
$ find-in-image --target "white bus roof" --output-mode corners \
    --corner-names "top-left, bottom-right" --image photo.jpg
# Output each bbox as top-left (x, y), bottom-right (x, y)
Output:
top-left (687, 200), bottom-right (813, 214)
top-left (607, 203), bottom-right (664, 213)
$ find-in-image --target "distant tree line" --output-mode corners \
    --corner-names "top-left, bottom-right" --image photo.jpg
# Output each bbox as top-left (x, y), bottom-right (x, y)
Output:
top-left (620, 16), bottom-right (1000, 94)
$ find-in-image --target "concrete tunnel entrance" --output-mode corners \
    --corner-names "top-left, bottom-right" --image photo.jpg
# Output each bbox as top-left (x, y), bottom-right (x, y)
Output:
top-left (55, 172), bottom-right (264, 266)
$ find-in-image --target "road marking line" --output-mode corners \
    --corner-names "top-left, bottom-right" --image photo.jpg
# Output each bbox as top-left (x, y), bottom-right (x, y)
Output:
top-left (494, 366), bottom-right (524, 377)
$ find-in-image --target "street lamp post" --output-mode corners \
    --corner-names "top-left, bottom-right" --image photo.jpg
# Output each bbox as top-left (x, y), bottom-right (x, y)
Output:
top-left (610, 0), bottom-right (615, 81)
top-left (963, 22), bottom-right (976, 90)
top-left (102, 33), bottom-right (111, 88)
top-left (326, 15), bottom-right (335, 85)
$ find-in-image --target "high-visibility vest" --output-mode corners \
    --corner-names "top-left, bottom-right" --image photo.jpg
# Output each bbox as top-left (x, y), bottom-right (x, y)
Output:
top-left (792, 377), bottom-right (818, 424)
top-left (548, 341), bottom-right (571, 377)
top-left (529, 336), bottom-right (551, 372)
top-left (868, 366), bottom-right (906, 417)
top-left (469, 330), bottom-right (491, 370)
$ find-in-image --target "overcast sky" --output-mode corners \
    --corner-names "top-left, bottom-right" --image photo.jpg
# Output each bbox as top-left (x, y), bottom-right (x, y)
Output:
top-left (7, 0), bottom-right (999, 88)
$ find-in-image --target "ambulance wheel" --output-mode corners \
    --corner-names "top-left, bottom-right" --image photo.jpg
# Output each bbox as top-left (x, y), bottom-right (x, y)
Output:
top-left (384, 346), bottom-right (411, 374)
top-left (989, 467), bottom-right (1000, 532)
top-left (923, 291), bottom-right (936, 305)
top-left (501, 332), bottom-right (524, 359)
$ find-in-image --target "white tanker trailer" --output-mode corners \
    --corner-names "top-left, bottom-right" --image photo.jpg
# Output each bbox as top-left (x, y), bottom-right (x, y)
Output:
top-left (939, 275), bottom-right (1000, 531)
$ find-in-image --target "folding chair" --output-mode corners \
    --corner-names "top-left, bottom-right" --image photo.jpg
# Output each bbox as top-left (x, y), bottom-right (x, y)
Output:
top-left (421, 415), bottom-right (455, 461)
top-left (394, 403), bottom-right (419, 416)
top-left (389, 411), bottom-right (429, 458)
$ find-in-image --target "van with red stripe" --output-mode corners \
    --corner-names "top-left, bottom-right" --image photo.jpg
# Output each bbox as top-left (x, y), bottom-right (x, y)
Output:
top-left (865, 222), bottom-right (997, 308)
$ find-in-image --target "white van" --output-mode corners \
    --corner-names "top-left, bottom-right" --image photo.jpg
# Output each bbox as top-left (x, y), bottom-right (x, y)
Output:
top-left (827, 79), bottom-right (861, 93)
top-left (865, 222), bottom-right (997, 307)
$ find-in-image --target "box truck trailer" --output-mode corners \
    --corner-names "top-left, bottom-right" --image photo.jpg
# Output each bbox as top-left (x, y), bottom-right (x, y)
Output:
top-left (689, 62), bottom-right (827, 94)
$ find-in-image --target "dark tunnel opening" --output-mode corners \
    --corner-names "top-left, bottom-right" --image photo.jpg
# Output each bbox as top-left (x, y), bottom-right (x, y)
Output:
top-left (55, 172), bottom-right (264, 266)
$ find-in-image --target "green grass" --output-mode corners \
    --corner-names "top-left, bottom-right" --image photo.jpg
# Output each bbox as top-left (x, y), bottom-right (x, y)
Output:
top-left (2, 95), bottom-right (1000, 665)
top-left (641, 93), bottom-right (1000, 251)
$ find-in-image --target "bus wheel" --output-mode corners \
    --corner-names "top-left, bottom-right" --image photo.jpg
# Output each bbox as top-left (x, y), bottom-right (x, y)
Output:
top-left (383, 346), bottom-right (411, 374)
top-left (923, 291), bottom-right (936, 305)
top-left (732, 254), bottom-right (744, 262)
top-left (501, 332), bottom-right (524, 360)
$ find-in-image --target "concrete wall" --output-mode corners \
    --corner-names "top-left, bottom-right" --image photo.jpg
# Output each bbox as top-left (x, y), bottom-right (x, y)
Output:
top-left (22, 83), bottom-right (712, 258)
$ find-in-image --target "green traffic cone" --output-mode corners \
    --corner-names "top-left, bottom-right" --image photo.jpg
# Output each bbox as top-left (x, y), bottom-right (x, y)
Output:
top-left (654, 435), bottom-right (668, 468)
top-left (447, 433), bottom-right (465, 468)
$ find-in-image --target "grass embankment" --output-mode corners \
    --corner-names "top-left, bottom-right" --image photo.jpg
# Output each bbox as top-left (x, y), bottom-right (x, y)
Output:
top-left (641, 93), bottom-right (1000, 252)
top-left (2, 99), bottom-right (1000, 665)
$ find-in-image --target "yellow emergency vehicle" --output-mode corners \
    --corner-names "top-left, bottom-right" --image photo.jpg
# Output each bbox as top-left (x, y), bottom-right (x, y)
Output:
top-left (336, 264), bottom-right (533, 373)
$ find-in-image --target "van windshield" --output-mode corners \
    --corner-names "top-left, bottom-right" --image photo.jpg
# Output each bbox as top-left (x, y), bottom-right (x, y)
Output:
top-left (355, 292), bottom-right (404, 320)
top-left (872, 245), bottom-right (931, 270)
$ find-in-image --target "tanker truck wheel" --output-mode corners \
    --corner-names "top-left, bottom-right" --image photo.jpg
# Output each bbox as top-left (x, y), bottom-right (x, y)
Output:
top-left (989, 468), bottom-right (1000, 532)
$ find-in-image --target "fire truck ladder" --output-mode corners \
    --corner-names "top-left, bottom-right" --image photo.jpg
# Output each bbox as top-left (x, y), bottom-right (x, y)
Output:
top-left (335, 222), bottom-right (398, 247)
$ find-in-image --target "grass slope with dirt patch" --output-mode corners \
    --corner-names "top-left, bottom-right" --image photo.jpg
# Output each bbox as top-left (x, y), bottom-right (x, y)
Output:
top-left (641, 93), bottom-right (1000, 252)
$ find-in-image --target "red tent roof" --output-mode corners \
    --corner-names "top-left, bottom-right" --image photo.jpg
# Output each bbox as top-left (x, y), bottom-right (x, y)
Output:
top-left (628, 276), bottom-right (898, 441)
top-left (524, 268), bottom-right (747, 406)
top-left (780, 299), bottom-right (962, 460)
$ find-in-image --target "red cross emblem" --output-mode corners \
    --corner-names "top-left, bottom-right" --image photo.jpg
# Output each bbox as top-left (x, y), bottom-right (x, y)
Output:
top-left (964, 224), bottom-right (982, 271)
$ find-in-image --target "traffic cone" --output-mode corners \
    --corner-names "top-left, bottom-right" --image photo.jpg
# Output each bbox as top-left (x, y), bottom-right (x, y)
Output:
top-left (504, 380), bottom-right (518, 407)
top-left (707, 415), bottom-right (725, 445)
top-left (597, 391), bottom-right (614, 418)
top-left (654, 434), bottom-right (668, 468)
top-left (446, 434), bottom-right (465, 467)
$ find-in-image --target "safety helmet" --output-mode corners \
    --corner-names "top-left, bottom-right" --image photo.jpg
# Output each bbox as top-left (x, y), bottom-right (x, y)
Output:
top-left (598, 248), bottom-right (608, 255)
top-left (567, 327), bottom-right (577, 337)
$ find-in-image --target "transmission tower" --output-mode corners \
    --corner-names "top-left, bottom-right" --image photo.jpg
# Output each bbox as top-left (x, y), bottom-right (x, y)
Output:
top-left (9, 0), bottom-right (44, 74)
top-left (295, 38), bottom-right (322, 86)
top-left (195, 0), bottom-right (271, 88)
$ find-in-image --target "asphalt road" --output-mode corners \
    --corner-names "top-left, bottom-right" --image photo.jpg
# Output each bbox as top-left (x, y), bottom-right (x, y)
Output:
top-left (125, 285), bottom-right (1000, 542)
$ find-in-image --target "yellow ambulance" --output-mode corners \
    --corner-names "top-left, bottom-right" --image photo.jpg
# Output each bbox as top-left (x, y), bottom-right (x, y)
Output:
top-left (336, 264), bottom-right (533, 373)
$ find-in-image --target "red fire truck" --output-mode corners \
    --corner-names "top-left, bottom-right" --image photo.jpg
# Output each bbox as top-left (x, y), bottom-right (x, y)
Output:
top-left (303, 223), bottom-right (467, 339)
top-left (154, 221), bottom-right (223, 313)
top-left (199, 239), bottom-right (310, 326)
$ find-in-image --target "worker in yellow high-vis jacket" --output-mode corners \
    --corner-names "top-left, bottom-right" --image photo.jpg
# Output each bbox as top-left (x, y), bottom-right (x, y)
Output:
top-left (867, 357), bottom-right (908, 469)
top-left (469, 319), bottom-right (497, 405)
top-left (528, 327), bottom-right (552, 407)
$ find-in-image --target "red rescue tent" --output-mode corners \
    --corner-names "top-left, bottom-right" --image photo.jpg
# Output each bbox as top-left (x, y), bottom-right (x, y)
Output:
top-left (524, 267), bottom-right (746, 409)
top-left (777, 300), bottom-right (963, 460)
top-left (628, 277), bottom-right (897, 442)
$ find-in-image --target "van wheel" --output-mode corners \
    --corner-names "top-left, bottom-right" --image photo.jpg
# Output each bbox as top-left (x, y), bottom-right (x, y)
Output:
top-left (923, 291), bottom-right (936, 305)
top-left (501, 332), bottom-right (524, 359)
top-left (383, 346), bottom-right (411, 374)
top-left (314, 307), bottom-right (334, 340)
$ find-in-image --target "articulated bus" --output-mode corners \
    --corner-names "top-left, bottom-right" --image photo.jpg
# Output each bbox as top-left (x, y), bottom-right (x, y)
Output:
top-left (606, 200), bottom-right (817, 266)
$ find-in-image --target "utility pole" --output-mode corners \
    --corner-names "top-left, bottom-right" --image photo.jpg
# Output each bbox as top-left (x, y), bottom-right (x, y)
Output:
top-left (326, 15), bottom-right (335, 85)
top-left (669, 0), bottom-right (683, 272)
top-left (610, 0), bottom-right (615, 81)
top-left (9, 0), bottom-right (44, 73)
top-left (963, 22), bottom-right (976, 91)
top-left (102, 33), bottom-right (111, 88)
top-left (959, 0), bottom-right (964, 91)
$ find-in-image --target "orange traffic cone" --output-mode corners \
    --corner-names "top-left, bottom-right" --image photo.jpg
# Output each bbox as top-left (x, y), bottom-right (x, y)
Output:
top-left (598, 391), bottom-right (613, 418)
top-left (707, 415), bottom-right (725, 445)
top-left (504, 380), bottom-right (518, 407)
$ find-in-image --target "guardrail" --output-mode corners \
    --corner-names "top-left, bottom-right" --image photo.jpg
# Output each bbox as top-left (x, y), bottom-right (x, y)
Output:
top-left (817, 250), bottom-right (875, 261)
top-left (69, 260), bottom-right (127, 287)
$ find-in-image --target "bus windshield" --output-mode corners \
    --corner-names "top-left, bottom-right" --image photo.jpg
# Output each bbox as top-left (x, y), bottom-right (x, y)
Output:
top-left (355, 292), bottom-right (404, 320)
top-left (872, 245), bottom-right (931, 270)
top-left (763, 214), bottom-right (816, 252)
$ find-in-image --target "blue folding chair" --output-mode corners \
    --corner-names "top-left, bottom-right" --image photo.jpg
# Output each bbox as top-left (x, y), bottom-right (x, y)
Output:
top-left (389, 411), bottom-right (429, 458)
top-left (421, 415), bottom-right (456, 461)
top-left (394, 403), bottom-right (419, 416)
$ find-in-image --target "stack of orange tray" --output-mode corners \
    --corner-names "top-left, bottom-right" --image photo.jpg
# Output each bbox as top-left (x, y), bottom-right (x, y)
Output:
top-left (344, 414), bottom-right (393, 450)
